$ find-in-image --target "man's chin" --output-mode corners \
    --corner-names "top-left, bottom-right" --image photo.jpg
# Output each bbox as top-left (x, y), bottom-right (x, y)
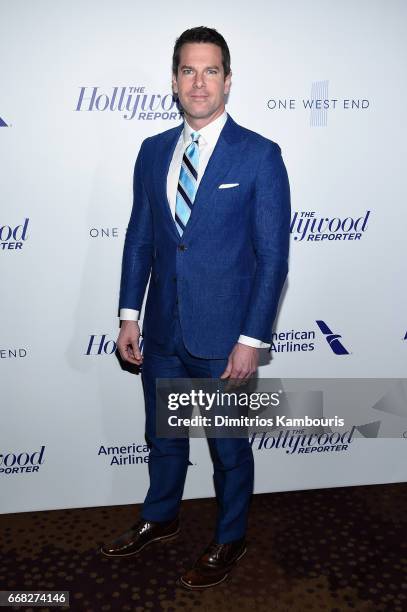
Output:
top-left (182, 108), bottom-right (211, 119)
top-left (182, 105), bottom-right (223, 122)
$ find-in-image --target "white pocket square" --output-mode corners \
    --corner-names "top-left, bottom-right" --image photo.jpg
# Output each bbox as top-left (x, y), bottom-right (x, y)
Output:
top-left (218, 183), bottom-right (240, 189)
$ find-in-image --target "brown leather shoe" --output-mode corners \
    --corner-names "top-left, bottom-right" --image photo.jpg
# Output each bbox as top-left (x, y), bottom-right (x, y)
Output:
top-left (180, 537), bottom-right (247, 589)
top-left (100, 517), bottom-right (180, 557)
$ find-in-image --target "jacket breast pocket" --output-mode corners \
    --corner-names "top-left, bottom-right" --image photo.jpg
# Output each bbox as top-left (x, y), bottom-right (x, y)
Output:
top-left (214, 183), bottom-right (248, 217)
top-left (216, 185), bottom-right (239, 200)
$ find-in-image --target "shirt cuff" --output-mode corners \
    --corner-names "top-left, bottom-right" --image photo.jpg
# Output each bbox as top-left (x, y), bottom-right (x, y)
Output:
top-left (238, 334), bottom-right (271, 349)
top-left (119, 308), bottom-right (140, 321)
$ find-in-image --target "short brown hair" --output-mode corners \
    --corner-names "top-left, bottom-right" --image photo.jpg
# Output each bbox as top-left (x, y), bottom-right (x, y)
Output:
top-left (172, 26), bottom-right (231, 77)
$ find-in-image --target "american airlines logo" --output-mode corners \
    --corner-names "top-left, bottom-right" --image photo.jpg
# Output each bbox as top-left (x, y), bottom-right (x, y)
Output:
top-left (271, 321), bottom-right (350, 356)
top-left (98, 442), bottom-right (149, 467)
top-left (316, 320), bottom-right (349, 355)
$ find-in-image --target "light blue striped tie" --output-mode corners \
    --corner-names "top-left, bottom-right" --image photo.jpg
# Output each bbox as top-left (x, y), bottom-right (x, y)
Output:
top-left (175, 131), bottom-right (200, 236)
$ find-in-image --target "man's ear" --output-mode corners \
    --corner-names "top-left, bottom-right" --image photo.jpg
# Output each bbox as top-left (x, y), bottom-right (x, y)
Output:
top-left (172, 73), bottom-right (178, 96)
top-left (224, 69), bottom-right (232, 95)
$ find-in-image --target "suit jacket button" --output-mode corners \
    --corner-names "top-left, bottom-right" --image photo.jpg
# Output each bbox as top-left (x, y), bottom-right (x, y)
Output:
top-left (178, 244), bottom-right (187, 251)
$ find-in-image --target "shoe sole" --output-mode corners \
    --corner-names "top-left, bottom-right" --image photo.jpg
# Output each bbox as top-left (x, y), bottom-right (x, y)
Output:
top-left (179, 546), bottom-right (247, 590)
top-left (100, 526), bottom-right (180, 558)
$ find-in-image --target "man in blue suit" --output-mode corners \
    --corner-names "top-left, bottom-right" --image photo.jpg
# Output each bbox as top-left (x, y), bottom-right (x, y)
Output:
top-left (101, 26), bottom-right (290, 589)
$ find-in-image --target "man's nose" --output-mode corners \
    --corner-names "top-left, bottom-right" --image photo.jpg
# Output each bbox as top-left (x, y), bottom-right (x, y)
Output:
top-left (193, 73), bottom-right (205, 88)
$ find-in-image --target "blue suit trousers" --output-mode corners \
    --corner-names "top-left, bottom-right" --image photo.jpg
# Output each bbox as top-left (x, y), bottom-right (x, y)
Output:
top-left (140, 309), bottom-right (255, 544)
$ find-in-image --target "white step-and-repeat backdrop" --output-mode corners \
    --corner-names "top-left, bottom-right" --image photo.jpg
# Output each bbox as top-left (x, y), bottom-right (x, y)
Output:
top-left (1, 0), bottom-right (406, 514)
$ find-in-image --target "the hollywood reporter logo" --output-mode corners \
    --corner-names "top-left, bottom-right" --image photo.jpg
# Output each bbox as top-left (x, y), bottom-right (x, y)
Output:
top-left (75, 86), bottom-right (182, 121)
top-left (291, 210), bottom-right (370, 242)
top-left (0, 218), bottom-right (29, 250)
top-left (86, 334), bottom-right (116, 355)
top-left (250, 427), bottom-right (355, 455)
top-left (0, 446), bottom-right (45, 475)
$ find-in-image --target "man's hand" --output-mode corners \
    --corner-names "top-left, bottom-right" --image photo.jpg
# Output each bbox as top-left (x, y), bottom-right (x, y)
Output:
top-left (117, 320), bottom-right (143, 366)
top-left (220, 343), bottom-right (259, 384)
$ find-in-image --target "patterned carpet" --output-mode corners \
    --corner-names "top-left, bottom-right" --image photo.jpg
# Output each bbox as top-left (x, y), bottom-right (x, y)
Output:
top-left (1, 483), bottom-right (406, 612)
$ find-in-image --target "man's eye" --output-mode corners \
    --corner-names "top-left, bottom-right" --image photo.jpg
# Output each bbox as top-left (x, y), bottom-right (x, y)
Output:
top-left (208, 70), bottom-right (217, 74)
top-left (183, 69), bottom-right (193, 74)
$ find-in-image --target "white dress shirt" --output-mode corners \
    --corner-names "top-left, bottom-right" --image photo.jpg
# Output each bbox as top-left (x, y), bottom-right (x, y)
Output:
top-left (120, 110), bottom-right (270, 349)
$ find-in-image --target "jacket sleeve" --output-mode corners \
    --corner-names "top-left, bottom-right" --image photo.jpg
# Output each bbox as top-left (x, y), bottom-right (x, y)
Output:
top-left (240, 141), bottom-right (291, 342)
top-left (117, 139), bottom-right (154, 316)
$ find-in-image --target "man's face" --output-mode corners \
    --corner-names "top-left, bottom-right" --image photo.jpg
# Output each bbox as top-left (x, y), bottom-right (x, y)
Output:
top-left (172, 42), bottom-right (231, 126)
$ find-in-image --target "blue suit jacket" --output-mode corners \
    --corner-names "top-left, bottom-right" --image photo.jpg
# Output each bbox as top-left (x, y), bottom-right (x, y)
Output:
top-left (118, 113), bottom-right (291, 358)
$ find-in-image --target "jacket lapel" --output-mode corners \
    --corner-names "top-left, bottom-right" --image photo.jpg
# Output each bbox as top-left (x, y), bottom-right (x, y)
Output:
top-left (154, 114), bottom-right (245, 241)
top-left (154, 123), bottom-right (183, 240)
top-left (182, 114), bottom-right (245, 239)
